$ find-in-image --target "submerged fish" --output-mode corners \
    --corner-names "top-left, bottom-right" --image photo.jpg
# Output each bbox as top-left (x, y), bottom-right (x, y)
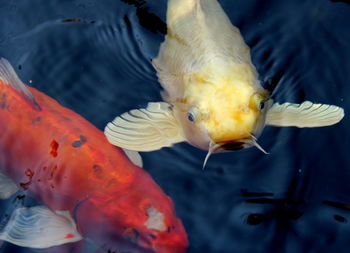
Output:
top-left (0, 58), bottom-right (187, 253)
top-left (104, 0), bottom-right (344, 162)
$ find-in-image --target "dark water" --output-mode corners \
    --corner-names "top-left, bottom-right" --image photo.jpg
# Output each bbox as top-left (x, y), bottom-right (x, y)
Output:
top-left (0, 0), bottom-right (350, 252)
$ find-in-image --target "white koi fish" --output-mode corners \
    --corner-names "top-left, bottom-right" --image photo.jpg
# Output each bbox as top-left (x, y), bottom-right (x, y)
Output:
top-left (104, 0), bottom-right (344, 162)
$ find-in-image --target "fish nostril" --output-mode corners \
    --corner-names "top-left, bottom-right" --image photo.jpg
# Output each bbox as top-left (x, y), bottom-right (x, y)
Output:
top-left (123, 228), bottom-right (140, 243)
top-left (241, 105), bottom-right (249, 112)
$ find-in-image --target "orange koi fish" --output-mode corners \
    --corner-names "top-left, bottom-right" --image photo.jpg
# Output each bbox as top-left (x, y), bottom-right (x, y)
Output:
top-left (0, 58), bottom-right (187, 253)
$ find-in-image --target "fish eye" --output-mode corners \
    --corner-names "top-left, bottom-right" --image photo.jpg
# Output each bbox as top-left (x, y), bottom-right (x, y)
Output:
top-left (259, 101), bottom-right (265, 110)
top-left (251, 93), bottom-right (267, 111)
top-left (187, 112), bottom-right (196, 122)
top-left (187, 106), bottom-right (200, 122)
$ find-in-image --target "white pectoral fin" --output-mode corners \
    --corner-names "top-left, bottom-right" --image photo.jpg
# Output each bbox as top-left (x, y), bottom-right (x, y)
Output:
top-left (0, 58), bottom-right (41, 111)
top-left (0, 172), bottom-right (19, 199)
top-left (266, 101), bottom-right (345, 128)
top-left (0, 206), bottom-right (82, 248)
top-left (123, 149), bottom-right (143, 168)
top-left (105, 102), bottom-right (185, 151)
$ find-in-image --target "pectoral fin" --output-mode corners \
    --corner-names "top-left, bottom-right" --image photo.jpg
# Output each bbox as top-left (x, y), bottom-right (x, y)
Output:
top-left (266, 101), bottom-right (344, 127)
top-left (0, 206), bottom-right (82, 248)
top-left (0, 172), bottom-right (19, 199)
top-left (123, 149), bottom-right (143, 168)
top-left (104, 102), bottom-right (185, 151)
top-left (0, 58), bottom-right (41, 111)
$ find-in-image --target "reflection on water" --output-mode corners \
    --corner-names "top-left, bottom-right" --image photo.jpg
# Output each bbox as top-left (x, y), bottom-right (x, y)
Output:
top-left (0, 0), bottom-right (350, 252)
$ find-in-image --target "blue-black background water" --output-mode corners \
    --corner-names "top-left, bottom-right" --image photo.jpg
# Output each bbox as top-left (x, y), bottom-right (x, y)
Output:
top-left (0, 0), bottom-right (349, 252)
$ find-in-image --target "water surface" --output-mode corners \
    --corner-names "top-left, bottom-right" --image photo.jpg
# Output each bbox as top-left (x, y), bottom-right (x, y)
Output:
top-left (0, 0), bottom-right (350, 252)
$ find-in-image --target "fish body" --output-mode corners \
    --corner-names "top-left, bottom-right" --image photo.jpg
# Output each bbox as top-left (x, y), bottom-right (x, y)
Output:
top-left (105, 0), bottom-right (344, 158)
top-left (154, 0), bottom-right (268, 149)
top-left (0, 58), bottom-right (187, 253)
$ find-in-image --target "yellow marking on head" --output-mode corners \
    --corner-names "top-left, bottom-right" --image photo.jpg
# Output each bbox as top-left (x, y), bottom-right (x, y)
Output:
top-left (175, 97), bottom-right (188, 104)
top-left (202, 85), bottom-right (259, 142)
top-left (182, 61), bottom-right (263, 143)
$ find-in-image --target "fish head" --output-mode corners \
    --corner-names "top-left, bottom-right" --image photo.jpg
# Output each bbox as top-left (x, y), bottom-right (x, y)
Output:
top-left (84, 169), bottom-right (188, 253)
top-left (135, 204), bottom-right (188, 253)
top-left (175, 65), bottom-right (270, 153)
top-left (115, 188), bottom-right (188, 253)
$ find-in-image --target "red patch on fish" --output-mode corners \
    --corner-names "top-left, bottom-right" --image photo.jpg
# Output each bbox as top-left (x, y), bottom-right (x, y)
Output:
top-left (64, 233), bottom-right (74, 239)
top-left (50, 140), bottom-right (59, 157)
top-left (19, 168), bottom-right (34, 190)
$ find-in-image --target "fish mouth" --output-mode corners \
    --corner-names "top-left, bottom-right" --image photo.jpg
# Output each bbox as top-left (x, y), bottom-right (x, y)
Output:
top-left (202, 136), bottom-right (269, 169)
top-left (213, 139), bottom-right (249, 152)
top-left (202, 137), bottom-right (268, 169)
top-left (210, 136), bottom-right (268, 154)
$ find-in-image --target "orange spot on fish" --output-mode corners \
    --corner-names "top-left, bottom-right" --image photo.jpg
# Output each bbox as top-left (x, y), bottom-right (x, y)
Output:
top-left (64, 233), bottom-right (74, 239)
top-left (50, 140), bottom-right (59, 157)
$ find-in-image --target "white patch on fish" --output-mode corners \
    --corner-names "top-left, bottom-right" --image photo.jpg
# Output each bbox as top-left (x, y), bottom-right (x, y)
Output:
top-left (144, 206), bottom-right (166, 232)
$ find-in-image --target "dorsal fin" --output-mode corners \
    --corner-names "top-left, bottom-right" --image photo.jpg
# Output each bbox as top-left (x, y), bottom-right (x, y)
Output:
top-left (0, 58), bottom-right (41, 111)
